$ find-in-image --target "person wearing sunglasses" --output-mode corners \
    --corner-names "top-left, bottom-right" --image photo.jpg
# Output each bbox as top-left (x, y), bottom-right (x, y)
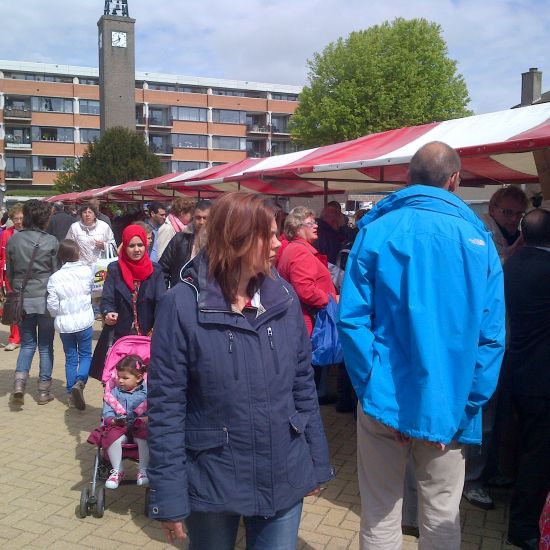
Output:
top-left (482, 187), bottom-right (529, 262)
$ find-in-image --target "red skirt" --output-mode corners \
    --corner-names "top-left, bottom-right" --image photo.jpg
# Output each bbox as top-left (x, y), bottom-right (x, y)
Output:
top-left (87, 418), bottom-right (147, 451)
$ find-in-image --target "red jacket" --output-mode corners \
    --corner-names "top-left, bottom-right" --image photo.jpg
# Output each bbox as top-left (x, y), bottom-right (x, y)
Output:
top-left (276, 237), bottom-right (336, 335)
top-left (0, 226), bottom-right (15, 291)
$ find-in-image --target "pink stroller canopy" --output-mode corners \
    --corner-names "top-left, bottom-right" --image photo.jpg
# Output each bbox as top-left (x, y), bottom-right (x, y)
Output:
top-left (101, 335), bottom-right (152, 385)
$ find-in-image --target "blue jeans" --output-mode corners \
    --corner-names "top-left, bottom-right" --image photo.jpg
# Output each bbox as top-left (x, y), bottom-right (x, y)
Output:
top-left (60, 326), bottom-right (93, 393)
top-left (185, 501), bottom-right (303, 550)
top-left (15, 314), bottom-right (55, 381)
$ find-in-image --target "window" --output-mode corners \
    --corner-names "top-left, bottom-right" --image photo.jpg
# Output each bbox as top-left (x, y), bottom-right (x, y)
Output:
top-left (171, 134), bottom-right (208, 149)
top-left (79, 78), bottom-right (98, 86)
top-left (31, 96), bottom-right (73, 113)
top-left (5, 127), bottom-right (31, 145)
top-left (171, 161), bottom-right (209, 172)
top-left (5, 96), bottom-right (31, 111)
top-left (148, 82), bottom-right (176, 91)
top-left (170, 106), bottom-right (207, 122)
top-left (212, 89), bottom-right (264, 98)
top-left (178, 85), bottom-right (207, 94)
top-left (212, 136), bottom-right (246, 151)
top-left (5, 72), bottom-right (72, 83)
top-left (271, 141), bottom-right (296, 155)
top-left (5, 156), bottom-right (32, 178)
top-left (212, 109), bottom-right (246, 125)
top-left (32, 156), bottom-right (71, 171)
top-left (80, 128), bottom-right (101, 143)
top-left (31, 127), bottom-right (74, 142)
top-left (148, 107), bottom-right (172, 126)
top-left (271, 93), bottom-right (298, 101)
top-left (80, 99), bottom-right (100, 115)
top-left (271, 116), bottom-right (290, 133)
top-left (149, 135), bottom-right (172, 154)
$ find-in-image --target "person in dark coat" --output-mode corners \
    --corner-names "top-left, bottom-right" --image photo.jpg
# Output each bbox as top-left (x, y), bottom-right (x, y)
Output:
top-left (89, 225), bottom-right (166, 381)
top-left (147, 192), bottom-right (333, 549)
top-left (158, 199), bottom-right (212, 287)
top-left (46, 201), bottom-right (75, 242)
top-left (504, 208), bottom-right (550, 550)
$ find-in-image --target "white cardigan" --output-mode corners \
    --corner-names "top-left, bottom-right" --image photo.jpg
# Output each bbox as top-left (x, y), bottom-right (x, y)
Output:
top-left (47, 261), bottom-right (95, 333)
top-left (66, 219), bottom-right (114, 265)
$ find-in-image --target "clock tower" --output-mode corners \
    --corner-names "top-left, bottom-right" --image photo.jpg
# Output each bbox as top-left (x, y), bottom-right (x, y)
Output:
top-left (97, 1), bottom-right (136, 133)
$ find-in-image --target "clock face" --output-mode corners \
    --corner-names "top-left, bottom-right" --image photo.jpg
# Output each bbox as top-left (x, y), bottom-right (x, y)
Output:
top-left (111, 31), bottom-right (127, 48)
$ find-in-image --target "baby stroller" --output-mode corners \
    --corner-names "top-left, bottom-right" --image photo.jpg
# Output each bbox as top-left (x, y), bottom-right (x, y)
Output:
top-left (79, 335), bottom-right (151, 519)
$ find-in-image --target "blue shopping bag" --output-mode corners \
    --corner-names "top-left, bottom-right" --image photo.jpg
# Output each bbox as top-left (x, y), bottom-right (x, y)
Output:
top-left (311, 295), bottom-right (343, 366)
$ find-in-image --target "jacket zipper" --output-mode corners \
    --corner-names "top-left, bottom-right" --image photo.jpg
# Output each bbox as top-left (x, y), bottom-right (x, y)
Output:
top-left (266, 326), bottom-right (280, 375)
top-left (228, 331), bottom-right (239, 380)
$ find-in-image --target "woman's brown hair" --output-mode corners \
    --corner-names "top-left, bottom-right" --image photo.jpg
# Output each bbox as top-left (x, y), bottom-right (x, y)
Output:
top-left (57, 239), bottom-right (80, 264)
top-left (205, 192), bottom-right (275, 303)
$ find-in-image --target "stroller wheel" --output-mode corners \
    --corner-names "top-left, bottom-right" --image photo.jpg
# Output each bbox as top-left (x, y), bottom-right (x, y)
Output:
top-left (144, 487), bottom-right (150, 517)
top-left (79, 487), bottom-right (89, 518)
top-left (93, 486), bottom-right (105, 518)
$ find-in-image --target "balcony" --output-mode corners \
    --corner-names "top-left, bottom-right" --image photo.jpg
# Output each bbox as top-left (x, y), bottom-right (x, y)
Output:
top-left (148, 116), bottom-right (173, 128)
top-left (4, 107), bottom-right (32, 121)
top-left (271, 125), bottom-right (290, 135)
top-left (246, 123), bottom-right (270, 134)
top-left (6, 170), bottom-right (33, 180)
top-left (149, 143), bottom-right (173, 155)
top-left (5, 135), bottom-right (32, 151)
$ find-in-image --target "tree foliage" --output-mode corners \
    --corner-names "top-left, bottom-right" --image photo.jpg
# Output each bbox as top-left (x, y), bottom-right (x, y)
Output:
top-left (54, 127), bottom-right (162, 193)
top-left (290, 18), bottom-right (473, 148)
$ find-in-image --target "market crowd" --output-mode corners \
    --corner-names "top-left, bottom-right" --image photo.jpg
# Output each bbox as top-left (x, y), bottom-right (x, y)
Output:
top-left (1, 141), bottom-right (548, 550)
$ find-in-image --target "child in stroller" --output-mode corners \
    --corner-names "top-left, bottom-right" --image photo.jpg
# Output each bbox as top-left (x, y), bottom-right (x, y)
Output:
top-left (102, 354), bottom-right (149, 489)
top-left (85, 335), bottom-right (151, 518)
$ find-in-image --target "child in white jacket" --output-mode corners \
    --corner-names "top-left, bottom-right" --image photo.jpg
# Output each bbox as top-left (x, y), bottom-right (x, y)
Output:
top-left (47, 240), bottom-right (94, 410)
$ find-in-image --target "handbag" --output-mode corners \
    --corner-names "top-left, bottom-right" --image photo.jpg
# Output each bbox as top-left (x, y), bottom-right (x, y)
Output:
top-left (92, 240), bottom-right (118, 298)
top-left (311, 295), bottom-right (343, 366)
top-left (1, 240), bottom-right (41, 326)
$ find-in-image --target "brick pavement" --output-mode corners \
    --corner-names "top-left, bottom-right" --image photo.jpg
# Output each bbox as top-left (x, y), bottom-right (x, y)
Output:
top-left (0, 323), bottom-right (522, 549)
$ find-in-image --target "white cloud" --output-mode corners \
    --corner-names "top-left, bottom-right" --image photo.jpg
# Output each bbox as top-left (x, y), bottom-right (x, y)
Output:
top-left (0, 0), bottom-right (548, 114)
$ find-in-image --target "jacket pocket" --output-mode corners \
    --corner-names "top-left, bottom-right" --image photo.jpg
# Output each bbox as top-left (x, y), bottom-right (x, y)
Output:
top-left (286, 412), bottom-right (314, 488)
top-left (185, 427), bottom-right (236, 504)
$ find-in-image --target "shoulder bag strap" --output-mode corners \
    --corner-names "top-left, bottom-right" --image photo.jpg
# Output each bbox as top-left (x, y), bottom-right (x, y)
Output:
top-left (19, 238), bottom-right (41, 293)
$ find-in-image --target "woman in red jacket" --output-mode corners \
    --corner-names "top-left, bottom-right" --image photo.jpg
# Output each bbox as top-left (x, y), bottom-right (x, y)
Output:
top-left (276, 206), bottom-right (336, 335)
top-left (277, 206), bottom-right (337, 404)
top-left (0, 204), bottom-right (24, 351)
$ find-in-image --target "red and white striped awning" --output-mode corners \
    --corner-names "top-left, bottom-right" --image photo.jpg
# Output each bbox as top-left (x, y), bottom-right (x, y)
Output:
top-left (180, 103), bottom-right (550, 194)
top-left (45, 103), bottom-right (550, 203)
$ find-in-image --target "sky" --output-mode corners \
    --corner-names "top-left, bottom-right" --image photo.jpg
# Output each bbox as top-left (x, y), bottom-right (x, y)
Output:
top-left (1, 0), bottom-right (549, 115)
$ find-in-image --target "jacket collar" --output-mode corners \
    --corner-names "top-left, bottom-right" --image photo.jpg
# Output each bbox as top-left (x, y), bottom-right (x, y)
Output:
top-left (358, 184), bottom-right (488, 234)
top-left (182, 251), bottom-right (293, 328)
top-left (289, 237), bottom-right (319, 255)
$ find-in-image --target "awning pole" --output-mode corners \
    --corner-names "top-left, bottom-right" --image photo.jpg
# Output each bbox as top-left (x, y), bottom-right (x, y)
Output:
top-left (534, 149), bottom-right (550, 200)
top-left (323, 179), bottom-right (328, 206)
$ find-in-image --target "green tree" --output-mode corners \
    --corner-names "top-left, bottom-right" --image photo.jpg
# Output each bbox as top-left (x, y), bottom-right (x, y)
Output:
top-left (290, 18), bottom-right (472, 148)
top-left (54, 127), bottom-right (162, 193)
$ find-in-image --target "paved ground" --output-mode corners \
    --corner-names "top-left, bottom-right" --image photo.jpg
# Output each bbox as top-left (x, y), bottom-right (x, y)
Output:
top-left (1, 322), bottom-right (522, 549)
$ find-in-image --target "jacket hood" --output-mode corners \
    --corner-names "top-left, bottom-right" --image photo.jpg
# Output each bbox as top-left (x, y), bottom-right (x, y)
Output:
top-left (181, 250), bottom-right (293, 316)
top-left (358, 185), bottom-right (488, 235)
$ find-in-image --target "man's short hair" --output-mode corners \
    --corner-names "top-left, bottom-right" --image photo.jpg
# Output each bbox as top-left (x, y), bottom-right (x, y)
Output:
top-left (148, 202), bottom-right (165, 215)
top-left (488, 186), bottom-right (529, 211)
top-left (195, 199), bottom-right (213, 212)
top-left (53, 201), bottom-right (64, 212)
top-left (408, 141), bottom-right (461, 188)
top-left (521, 208), bottom-right (550, 246)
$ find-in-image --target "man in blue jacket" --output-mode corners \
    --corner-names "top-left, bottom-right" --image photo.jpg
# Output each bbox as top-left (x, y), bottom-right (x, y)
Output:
top-left (338, 141), bottom-right (505, 550)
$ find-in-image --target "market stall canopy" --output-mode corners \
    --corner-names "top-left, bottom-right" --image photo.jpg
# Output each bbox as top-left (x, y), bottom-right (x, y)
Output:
top-left (181, 103), bottom-right (550, 194)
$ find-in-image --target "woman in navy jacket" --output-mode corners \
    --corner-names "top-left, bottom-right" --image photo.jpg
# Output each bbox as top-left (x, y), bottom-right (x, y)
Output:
top-left (89, 225), bottom-right (166, 381)
top-left (147, 192), bottom-right (333, 549)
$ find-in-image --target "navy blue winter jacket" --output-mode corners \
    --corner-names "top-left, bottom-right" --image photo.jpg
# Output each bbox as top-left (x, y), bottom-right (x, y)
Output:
top-left (147, 252), bottom-right (333, 520)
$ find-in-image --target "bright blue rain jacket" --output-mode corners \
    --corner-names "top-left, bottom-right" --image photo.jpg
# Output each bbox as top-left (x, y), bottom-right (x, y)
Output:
top-left (337, 185), bottom-right (505, 444)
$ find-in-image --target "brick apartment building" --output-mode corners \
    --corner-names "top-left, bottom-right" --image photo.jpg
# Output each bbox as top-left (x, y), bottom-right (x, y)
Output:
top-left (0, 59), bottom-right (301, 191)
